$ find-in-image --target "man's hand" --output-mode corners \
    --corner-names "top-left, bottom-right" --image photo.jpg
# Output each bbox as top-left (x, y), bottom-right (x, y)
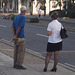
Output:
top-left (10, 35), bottom-right (18, 42)
top-left (14, 35), bottom-right (18, 40)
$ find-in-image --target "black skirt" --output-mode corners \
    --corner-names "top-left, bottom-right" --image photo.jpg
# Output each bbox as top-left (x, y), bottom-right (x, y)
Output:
top-left (46, 41), bottom-right (62, 52)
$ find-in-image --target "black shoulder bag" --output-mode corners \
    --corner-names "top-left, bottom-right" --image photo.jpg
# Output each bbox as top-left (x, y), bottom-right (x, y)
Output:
top-left (60, 26), bottom-right (68, 39)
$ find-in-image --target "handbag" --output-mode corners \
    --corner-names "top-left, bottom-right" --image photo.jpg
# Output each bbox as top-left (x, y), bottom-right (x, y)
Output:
top-left (60, 26), bottom-right (68, 39)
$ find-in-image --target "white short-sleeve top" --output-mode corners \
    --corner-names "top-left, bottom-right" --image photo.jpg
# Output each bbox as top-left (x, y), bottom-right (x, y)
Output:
top-left (47, 20), bottom-right (62, 43)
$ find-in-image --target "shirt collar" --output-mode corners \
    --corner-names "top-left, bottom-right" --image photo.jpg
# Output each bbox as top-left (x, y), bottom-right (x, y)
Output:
top-left (53, 19), bottom-right (58, 21)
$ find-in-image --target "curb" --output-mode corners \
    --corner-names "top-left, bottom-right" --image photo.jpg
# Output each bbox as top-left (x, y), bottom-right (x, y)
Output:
top-left (0, 39), bottom-right (75, 72)
top-left (63, 17), bottom-right (70, 20)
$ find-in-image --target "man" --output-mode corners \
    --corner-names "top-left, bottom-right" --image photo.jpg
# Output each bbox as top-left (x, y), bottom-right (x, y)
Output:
top-left (11, 6), bottom-right (26, 70)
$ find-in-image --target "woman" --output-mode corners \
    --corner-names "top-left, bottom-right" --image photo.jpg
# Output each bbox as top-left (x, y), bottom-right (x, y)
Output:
top-left (43, 12), bottom-right (63, 72)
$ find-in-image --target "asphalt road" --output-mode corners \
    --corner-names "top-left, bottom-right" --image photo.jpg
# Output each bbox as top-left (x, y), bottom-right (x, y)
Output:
top-left (0, 19), bottom-right (75, 69)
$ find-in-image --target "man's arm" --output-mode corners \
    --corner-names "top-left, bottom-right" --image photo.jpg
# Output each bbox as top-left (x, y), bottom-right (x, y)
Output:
top-left (11, 25), bottom-right (21, 39)
top-left (15, 27), bottom-right (21, 39)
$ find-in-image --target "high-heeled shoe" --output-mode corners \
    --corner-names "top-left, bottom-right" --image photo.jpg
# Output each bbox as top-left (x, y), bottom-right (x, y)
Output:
top-left (50, 67), bottom-right (57, 72)
top-left (43, 67), bottom-right (47, 72)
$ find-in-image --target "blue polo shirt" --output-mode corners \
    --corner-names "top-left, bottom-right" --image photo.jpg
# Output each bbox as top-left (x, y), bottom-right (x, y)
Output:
top-left (13, 14), bottom-right (25, 38)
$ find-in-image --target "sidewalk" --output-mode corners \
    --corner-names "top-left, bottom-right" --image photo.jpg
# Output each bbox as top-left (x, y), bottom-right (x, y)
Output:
top-left (0, 40), bottom-right (75, 75)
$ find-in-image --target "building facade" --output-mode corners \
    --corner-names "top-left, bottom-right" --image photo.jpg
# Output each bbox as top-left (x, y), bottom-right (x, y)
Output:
top-left (0, 0), bottom-right (64, 15)
top-left (33, 0), bottom-right (64, 15)
top-left (0, 0), bottom-right (29, 13)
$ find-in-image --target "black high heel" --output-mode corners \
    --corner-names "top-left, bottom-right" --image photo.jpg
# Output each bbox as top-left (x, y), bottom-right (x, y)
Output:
top-left (50, 67), bottom-right (57, 72)
top-left (43, 67), bottom-right (47, 72)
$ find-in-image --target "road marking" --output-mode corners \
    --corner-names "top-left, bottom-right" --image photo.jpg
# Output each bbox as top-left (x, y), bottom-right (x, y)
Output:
top-left (65, 63), bottom-right (75, 68)
top-left (28, 23), bottom-right (46, 28)
top-left (0, 25), bottom-right (7, 28)
top-left (60, 51), bottom-right (75, 53)
top-left (36, 33), bottom-right (48, 38)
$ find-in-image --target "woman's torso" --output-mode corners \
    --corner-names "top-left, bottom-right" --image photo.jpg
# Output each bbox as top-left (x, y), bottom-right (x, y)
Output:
top-left (47, 20), bottom-right (62, 43)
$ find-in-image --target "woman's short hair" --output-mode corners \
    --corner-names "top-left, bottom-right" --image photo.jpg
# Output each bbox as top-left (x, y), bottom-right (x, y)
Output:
top-left (51, 11), bottom-right (59, 20)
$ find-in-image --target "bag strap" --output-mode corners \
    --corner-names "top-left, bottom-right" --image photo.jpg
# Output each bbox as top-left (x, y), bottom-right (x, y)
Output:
top-left (61, 24), bottom-right (64, 29)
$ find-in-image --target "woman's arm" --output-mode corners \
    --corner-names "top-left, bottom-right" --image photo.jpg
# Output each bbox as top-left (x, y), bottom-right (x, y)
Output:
top-left (47, 31), bottom-right (52, 36)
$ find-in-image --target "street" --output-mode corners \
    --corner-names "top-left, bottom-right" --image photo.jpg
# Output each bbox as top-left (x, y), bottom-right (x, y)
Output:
top-left (0, 19), bottom-right (75, 69)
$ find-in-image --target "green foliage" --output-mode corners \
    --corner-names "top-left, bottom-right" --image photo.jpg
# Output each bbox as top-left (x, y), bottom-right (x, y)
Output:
top-left (40, 6), bottom-right (46, 10)
top-left (2, 0), bottom-right (7, 3)
top-left (49, 10), bottom-right (66, 17)
top-left (63, 0), bottom-right (75, 18)
top-left (30, 17), bottom-right (39, 23)
top-left (49, 9), bottom-right (75, 18)
top-left (11, 14), bottom-right (16, 20)
top-left (63, 0), bottom-right (75, 9)
top-left (37, 0), bottom-right (46, 10)
top-left (31, 0), bottom-right (34, 1)
top-left (38, 0), bottom-right (45, 5)
top-left (67, 9), bottom-right (75, 18)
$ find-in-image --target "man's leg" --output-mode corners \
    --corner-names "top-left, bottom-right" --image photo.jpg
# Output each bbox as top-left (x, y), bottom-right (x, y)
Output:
top-left (16, 40), bottom-right (25, 66)
top-left (14, 40), bottom-right (26, 69)
top-left (14, 40), bottom-right (18, 67)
